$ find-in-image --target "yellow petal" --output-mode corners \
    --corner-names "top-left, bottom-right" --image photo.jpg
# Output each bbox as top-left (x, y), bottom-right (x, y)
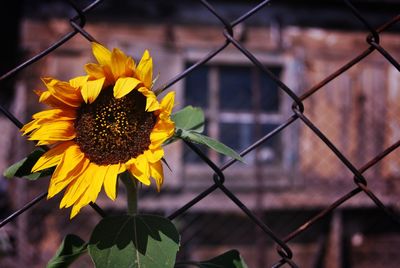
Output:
top-left (138, 87), bottom-right (160, 111)
top-left (125, 57), bottom-right (135, 77)
top-left (150, 119), bottom-right (175, 148)
top-left (23, 108), bottom-right (75, 136)
top-left (85, 63), bottom-right (105, 80)
top-left (37, 140), bottom-right (59, 146)
top-left (119, 164), bottom-right (126, 173)
top-left (42, 78), bottom-right (82, 107)
top-left (32, 141), bottom-right (74, 172)
top-left (113, 77), bottom-right (141, 99)
top-left (59, 182), bottom-right (77, 208)
top-left (92, 42), bottom-right (111, 66)
top-left (70, 194), bottom-right (86, 219)
top-left (69, 75), bottom-right (89, 88)
top-left (136, 50), bottom-right (153, 88)
top-left (32, 108), bottom-right (76, 121)
top-left (29, 120), bottom-right (76, 142)
top-left (35, 90), bottom-right (71, 108)
top-left (47, 144), bottom-right (85, 198)
top-left (103, 164), bottom-right (120, 201)
top-left (21, 119), bottom-right (41, 135)
top-left (69, 164), bottom-right (107, 213)
top-left (150, 161), bottom-right (163, 191)
top-left (60, 163), bottom-right (95, 208)
top-left (128, 155), bottom-right (150, 185)
top-left (144, 148), bottom-right (164, 163)
top-left (50, 145), bottom-right (85, 183)
top-left (68, 163), bottom-right (105, 218)
top-left (146, 96), bottom-right (160, 112)
top-left (69, 185), bottom-right (93, 218)
top-left (48, 157), bottom-right (89, 199)
top-left (111, 48), bottom-right (129, 80)
top-left (91, 165), bottom-right (109, 203)
top-left (160, 91), bottom-right (175, 117)
top-left (81, 77), bottom-right (105, 104)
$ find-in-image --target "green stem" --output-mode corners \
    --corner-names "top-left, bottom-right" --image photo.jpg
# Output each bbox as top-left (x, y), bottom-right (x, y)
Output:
top-left (120, 172), bottom-right (138, 215)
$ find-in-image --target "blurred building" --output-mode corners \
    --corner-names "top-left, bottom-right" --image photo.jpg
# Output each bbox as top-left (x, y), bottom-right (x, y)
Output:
top-left (0, 0), bottom-right (400, 267)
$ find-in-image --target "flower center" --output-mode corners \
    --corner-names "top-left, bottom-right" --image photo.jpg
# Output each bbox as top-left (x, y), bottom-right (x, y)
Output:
top-left (74, 87), bottom-right (156, 165)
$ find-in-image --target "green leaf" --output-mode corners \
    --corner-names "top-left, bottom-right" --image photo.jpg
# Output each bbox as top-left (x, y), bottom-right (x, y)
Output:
top-left (171, 106), bottom-right (204, 133)
top-left (3, 147), bottom-right (54, 180)
top-left (198, 250), bottom-right (248, 268)
top-left (168, 105), bottom-right (243, 162)
top-left (175, 250), bottom-right (248, 268)
top-left (88, 214), bottom-right (180, 268)
top-left (178, 130), bottom-right (244, 162)
top-left (47, 234), bottom-right (87, 268)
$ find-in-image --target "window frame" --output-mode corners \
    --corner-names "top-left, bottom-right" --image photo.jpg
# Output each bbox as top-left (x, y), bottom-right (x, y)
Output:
top-left (181, 49), bottom-right (300, 189)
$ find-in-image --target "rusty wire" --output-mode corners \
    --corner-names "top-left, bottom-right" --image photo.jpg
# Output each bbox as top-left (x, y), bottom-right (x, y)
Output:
top-left (0, 0), bottom-right (399, 267)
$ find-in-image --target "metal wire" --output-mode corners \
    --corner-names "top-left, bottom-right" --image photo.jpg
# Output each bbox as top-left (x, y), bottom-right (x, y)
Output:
top-left (0, 0), bottom-right (399, 267)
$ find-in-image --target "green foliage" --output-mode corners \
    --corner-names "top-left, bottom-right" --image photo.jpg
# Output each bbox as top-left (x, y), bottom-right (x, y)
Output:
top-left (88, 215), bottom-right (180, 268)
top-left (171, 106), bottom-right (243, 162)
top-left (47, 234), bottom-right (87, 268)
top-left (178, 130), bottom-right (243, 162)
top-left (175, 250), bottom-right (248, 268)
top-left (3, 147), bottom-right (54, 180)
top-left (198, 250), bottom-right (248, 268)
top-left (171, 105), bottom-right (204, 133)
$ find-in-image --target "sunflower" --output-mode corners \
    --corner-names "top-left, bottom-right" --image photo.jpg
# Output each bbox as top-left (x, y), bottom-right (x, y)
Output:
top-left (21, 43), bottom-right (175, 218)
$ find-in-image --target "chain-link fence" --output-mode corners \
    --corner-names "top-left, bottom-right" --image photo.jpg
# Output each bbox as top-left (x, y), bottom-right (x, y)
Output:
top-left (0, 0), bottom-right (400, 267)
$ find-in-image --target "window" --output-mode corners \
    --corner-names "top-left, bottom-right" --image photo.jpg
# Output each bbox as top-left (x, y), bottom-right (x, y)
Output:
top-left (183, 62), bottom-right (292, 186)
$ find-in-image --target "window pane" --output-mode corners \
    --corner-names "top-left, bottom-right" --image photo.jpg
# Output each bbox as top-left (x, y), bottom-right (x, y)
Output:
top-left (184, 64), bottom-right (209, 108)
top-left (259, 123), bottom-right (282, 164)
top-left (260, 66), bottom-right (282, 112)
top-left (219, 66), bottom-right (252, 111)
top-left (219, 122), bottom-right (252, 151)
top-left (183, 144), bottom-right (208, 164)
top-left (219, 122), bottom-right (253, 163)
top-left (219, 122), bottom-right (282, 165)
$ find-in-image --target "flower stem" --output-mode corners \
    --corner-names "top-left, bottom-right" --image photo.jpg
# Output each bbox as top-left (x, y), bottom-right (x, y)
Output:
top-left (120, 172), bottom-right (138, 215)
